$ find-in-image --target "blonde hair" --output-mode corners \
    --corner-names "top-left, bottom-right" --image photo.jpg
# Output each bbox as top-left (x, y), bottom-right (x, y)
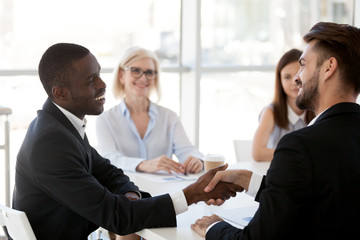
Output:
top-left (112, 46), bottom-right (161, 100)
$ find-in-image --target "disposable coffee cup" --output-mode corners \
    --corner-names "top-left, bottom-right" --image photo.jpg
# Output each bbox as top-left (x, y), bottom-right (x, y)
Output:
top-left (204, 154), bottom-right (225, 172)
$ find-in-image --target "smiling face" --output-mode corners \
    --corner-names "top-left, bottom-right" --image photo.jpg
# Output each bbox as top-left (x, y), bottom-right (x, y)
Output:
top-left (120, 57), bottom-right (156, 98)
top-left (63, 53), bottom-right (106, 119)
top-left (294, 41), bottom-right (321, 112)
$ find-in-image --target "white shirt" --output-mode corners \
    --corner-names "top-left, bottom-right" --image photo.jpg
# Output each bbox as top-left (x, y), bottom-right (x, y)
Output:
top-left (52, 102), bottom-right (87, 139)
top-left (288, 104), bottom-right (306, 125)
top-left (266, 104), bottom-right (307, 149)
top-left (96, 100), bottom-right (204, 172)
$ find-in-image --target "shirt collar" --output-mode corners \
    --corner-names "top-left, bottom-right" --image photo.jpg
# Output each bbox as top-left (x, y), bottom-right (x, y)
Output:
top-left (288, 104), bottom-right (305, 125)
top-left (120, 100), bottom-right (127, 115)
top-left (120, 99), bottom-right (158, 116)
top-left (308, 108), bottom-right (328, 126)
top-left (52, 101), bottom-right (87, 138)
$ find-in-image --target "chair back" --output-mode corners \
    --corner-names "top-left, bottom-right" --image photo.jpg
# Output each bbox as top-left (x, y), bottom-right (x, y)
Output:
top-left (233, 140), bottom-right (253, 162)
top-left (0, 204), bottom-right (36, 240)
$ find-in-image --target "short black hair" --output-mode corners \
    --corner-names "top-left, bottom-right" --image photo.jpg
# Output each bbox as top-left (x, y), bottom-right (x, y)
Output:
top-left (38, 43), bottom-right (90, 99)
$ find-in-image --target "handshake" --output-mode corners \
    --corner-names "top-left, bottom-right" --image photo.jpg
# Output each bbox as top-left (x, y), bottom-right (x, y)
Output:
top-left (182, 164), bottom-right (252, 206)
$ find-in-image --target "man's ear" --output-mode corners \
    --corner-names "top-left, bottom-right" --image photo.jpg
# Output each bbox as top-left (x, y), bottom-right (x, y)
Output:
top-left (323, 57), bottom-right (338, 80)
top-left (52, 86), bottom-right (68, 101)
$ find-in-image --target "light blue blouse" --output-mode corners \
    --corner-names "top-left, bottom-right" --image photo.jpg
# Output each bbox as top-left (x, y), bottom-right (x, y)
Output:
top-left (265, 104), bottom-right (307, 149)
top-left (95, 100), bottom-right (204, 172)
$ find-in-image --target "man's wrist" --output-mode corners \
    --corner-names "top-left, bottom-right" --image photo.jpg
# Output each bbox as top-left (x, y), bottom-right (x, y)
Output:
top-left (170, 191), bottom-right (188, 215)
top-left (182, 186), bottom-right (195, 205)
top-left (246, 172), bottom-right (262, 197)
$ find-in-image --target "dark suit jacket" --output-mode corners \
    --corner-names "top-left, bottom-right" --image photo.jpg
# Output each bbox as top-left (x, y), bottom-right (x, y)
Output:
top-left (13, 99), bottom-right (176, 240)
top-left (207, 102), bottom-right (360, 240)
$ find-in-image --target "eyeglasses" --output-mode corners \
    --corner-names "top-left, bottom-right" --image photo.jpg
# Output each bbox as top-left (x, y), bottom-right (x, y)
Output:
top-left (123, 67), bottom-right (157, 80)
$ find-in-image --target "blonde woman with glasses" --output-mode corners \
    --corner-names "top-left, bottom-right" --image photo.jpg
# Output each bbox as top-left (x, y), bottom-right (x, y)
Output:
top-left (96, 47), bottom-right (204, 175)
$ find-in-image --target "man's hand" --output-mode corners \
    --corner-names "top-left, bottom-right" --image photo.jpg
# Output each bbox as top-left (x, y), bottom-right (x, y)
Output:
top-left (182, 164), bottom-right (244, 205)
top-left (183, 156), bottom-right (203, 174)
top-left (191, 214), bottom-right (223, 237)
top-left (124, 192), bottom-right (140, 200)
top-left (203, 169), bottom-right (253, 205)
top-left (205, 169), bottom-right (253, 192)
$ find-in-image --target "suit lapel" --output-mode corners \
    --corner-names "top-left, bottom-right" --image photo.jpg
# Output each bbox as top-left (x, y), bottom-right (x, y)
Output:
top-left (42, 99), bottom-right (82, 139)
top-left (83, 134), bottom-right (93, 172)
top-left (42, 98), bottom-right (93, 173)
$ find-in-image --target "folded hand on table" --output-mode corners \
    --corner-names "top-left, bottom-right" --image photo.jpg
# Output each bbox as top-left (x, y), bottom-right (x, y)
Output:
top-left (191, 214), bottom-right (223, 238)
top-left (183, 156), bottom-right (203, 174)
top-left (182, 164), bottom-right (244, 206)
top-left (136, 155), bottom-right (184, 174)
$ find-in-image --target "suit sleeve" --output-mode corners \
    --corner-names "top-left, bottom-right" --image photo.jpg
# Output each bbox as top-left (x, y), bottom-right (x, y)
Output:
top-left (90, 144), bottom-right (152, 198)
top-left (30, 129), bottom-right (176, 235)
top-left (254, 176), bottom-right (266, 202)
top-left (206, 132), bottom-right (312, 240)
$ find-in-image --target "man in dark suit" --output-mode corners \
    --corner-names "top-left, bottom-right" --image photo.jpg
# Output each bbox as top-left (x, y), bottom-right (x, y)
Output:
top-left (192, 22), bottom-right (360, 239)
top-left (12, 43), bottom-right (242, 240)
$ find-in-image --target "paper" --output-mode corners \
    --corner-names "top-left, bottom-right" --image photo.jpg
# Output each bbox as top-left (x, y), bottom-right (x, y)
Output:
top-left (213, 205), bottom-right (258, 228)
top-left (132, 171), bottom-right (200, 183)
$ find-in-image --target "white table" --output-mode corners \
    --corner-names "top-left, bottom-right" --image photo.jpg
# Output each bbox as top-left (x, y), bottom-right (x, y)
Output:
top-left (126, 161), bottom-right (270, 240)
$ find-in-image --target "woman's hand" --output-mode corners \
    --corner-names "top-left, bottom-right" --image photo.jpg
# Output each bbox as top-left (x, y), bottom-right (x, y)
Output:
top-left (136, 155), bottom-right (184, 174)
top-left (183, 156), bottom-right (203, 174)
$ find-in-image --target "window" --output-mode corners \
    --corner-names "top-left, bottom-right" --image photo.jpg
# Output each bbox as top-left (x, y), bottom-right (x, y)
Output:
top-left (198, 0), bottom-right (355, 161)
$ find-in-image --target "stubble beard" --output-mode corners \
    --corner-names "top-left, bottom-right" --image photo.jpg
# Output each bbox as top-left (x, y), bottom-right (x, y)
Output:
top-left (295, 69), bottom-right (320, 111)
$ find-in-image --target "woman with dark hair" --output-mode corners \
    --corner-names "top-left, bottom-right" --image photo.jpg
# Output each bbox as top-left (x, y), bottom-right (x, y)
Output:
top-left (251, 49), bottom-right (315, 162)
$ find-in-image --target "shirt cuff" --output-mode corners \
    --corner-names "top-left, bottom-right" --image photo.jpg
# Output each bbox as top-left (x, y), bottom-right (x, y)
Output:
top-left (135, 191), bottom-right (142, 199)
top-left (170, 191), bottom-right (188, 215)
top-left (246, 172), bottom-right (262, 197)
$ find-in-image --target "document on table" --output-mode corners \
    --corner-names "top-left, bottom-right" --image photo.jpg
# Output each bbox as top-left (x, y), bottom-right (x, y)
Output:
top-left (213, 205), bottom-right (258, 228)
top-left (133, 171), bottom-right (201, 183)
